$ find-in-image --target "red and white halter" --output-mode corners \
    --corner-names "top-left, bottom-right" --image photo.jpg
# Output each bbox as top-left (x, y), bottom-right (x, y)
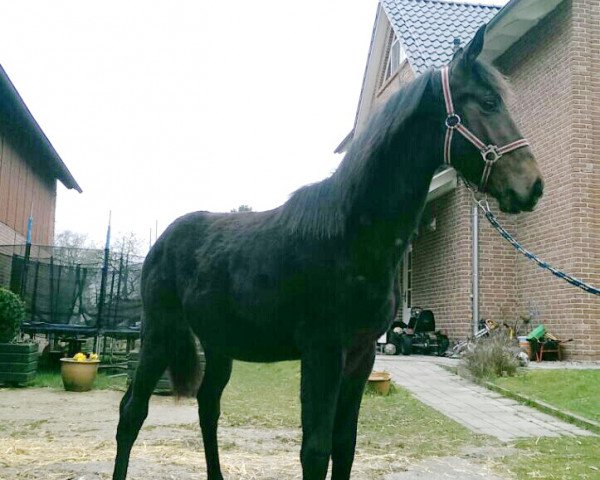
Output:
top-left (440, 66), bottom-right (530, 192)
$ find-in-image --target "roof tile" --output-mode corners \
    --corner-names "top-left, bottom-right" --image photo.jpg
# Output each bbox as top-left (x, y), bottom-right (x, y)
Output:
top-left (381, 0), bottom-right (500, 73)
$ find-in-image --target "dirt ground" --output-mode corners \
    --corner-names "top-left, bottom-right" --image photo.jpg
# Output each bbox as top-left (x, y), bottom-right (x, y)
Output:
top-left (0, 388), bottom-right (508, 480)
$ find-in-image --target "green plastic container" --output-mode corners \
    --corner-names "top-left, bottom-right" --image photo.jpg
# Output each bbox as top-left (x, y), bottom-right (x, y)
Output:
top-left (526, 324), bottom-right (546, 341)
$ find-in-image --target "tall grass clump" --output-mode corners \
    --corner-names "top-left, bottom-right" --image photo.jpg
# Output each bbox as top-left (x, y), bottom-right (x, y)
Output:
top-left (462, 331), bottom-right (520, 380)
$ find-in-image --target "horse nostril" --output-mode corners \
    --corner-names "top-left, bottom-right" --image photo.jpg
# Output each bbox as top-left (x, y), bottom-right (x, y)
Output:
top-left (532, 178), bottom-right (544, 198)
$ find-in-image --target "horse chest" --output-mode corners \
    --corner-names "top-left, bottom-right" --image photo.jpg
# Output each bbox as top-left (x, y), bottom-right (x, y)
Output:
top-left (338, 274), bottom-right (396, 332)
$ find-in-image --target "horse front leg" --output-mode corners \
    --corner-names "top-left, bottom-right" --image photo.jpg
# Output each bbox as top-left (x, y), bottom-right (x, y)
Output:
top-left (331, 340), bottom-right (375, 480)
top-left (300, 343), bottom-right (345, 480)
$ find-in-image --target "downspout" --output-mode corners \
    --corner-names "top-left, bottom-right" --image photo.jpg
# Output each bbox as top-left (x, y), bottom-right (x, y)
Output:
top-left (472, 204), bottom-right (479, 335)
top-left (452, 36), bottom-right (480, 336)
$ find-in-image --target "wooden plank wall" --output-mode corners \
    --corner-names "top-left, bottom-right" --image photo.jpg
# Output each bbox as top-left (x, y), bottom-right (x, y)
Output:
top-left (0, 132), bottom-right (56, 245)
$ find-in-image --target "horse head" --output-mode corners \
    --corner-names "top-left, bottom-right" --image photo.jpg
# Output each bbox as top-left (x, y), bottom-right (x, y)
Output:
top-left (443, 25), bottom-right (544, 213)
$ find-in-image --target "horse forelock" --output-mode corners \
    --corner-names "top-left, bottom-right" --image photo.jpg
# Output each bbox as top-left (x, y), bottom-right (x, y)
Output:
top-left (472, 60), bottom-right (513, 103)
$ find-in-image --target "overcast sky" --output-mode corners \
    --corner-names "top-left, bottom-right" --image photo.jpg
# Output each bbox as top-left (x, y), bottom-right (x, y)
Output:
top-left (0, 0), bottom-right (506, 252)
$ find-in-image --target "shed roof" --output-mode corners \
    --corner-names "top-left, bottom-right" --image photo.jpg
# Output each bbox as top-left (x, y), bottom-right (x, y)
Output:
top-left (0, 65), bottom-right (82, 193)
top-left (380, 0), bottom-right (501, 74)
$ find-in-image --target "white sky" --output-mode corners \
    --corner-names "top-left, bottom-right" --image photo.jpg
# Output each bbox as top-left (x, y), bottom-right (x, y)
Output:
top-left (0, 0), bottom-right (506, 251)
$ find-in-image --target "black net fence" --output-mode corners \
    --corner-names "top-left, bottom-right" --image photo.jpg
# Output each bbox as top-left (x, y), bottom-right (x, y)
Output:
top-left (0, 244), bottom-right (144, 339)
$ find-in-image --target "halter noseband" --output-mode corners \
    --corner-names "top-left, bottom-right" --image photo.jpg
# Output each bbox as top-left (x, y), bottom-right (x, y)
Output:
top-left (441, 66), bottom-right (530, 192)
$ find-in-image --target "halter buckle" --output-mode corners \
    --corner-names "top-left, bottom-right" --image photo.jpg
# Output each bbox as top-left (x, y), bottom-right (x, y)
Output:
top-left (445, 113), bottom-right (461, 129)
top-left (481, 145), bottom-right (500, 164)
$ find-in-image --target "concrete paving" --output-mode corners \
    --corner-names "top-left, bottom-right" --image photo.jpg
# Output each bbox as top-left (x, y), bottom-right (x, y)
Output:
top-left (373, 355), bottom-right (594, 442)
top-left (384, 456), bottom-right (506, 480)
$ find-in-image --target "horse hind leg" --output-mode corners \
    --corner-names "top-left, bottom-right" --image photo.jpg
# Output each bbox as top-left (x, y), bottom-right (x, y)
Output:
top-left (112, 331), bottom-right (168, 480)
top-left (197, 349), bottom-right (233, 480)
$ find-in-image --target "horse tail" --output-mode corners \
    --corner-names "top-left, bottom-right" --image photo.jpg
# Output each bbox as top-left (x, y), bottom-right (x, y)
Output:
top-left (166, 323), bottom-right (201, 397)
top-left (141, 224), bottom-right (202, 398)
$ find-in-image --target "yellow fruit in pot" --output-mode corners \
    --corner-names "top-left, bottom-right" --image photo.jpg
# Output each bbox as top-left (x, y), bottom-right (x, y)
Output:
top-left (73, 353), bottom-right (86, 362)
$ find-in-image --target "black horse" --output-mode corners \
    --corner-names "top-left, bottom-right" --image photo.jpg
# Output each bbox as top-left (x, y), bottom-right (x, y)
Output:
top-left (113, 26), bottom-right (543, 480)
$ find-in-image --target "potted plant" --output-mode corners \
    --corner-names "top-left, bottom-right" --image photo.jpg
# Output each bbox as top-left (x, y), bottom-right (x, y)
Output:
top-left (367, 371), bottom-right (392, 396)
top-left (0, 287), bottom-right (38, 385)
top-left (60, 352), bottom-right (100, 391)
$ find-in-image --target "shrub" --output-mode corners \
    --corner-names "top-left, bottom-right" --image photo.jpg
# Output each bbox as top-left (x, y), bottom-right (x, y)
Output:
top-left (461, 330), bottom-right (519, 380)
top-left (0, 287), bottom-right (25, 342)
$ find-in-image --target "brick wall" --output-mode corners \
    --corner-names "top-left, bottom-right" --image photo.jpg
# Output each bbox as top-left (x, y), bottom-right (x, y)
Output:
top-left (495, 0), bottom-right (599, 359)
top-left (412, 187), bottom-right (473, 339)
top-left (357, 0), bottom-right (598, 358)
top-left (568, 0), bottom-right (600, 358)
top-left (405, 0), bottom-right (598, 358)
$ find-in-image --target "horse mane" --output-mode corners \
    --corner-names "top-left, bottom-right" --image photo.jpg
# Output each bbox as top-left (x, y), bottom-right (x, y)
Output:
top-left (274, 70), bottom-right (435, 239)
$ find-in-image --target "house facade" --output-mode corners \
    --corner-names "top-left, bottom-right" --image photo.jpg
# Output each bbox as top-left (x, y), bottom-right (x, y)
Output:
top-left (0, 65), bottom-right (81, 246)
top-left (338, 0), bottom-right (599, 359)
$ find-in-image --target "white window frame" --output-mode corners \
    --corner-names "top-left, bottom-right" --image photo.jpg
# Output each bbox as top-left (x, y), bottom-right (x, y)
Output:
top-left (383, 33), bottom-right (406, 83)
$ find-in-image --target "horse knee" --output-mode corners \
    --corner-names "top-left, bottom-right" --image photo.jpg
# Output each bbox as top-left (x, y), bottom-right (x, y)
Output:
top-left (118, 387), bottom-right (133, 416)
top-left (301, 434), bottom-right (332, 468)
top-left (116, 400), bottom-right (149, 441)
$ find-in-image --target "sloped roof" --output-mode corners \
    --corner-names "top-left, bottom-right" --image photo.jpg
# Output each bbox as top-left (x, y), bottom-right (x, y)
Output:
top-left (0, 64), bottom-right (82, 192)
top-left (380, 0), bottom-right (501, 74)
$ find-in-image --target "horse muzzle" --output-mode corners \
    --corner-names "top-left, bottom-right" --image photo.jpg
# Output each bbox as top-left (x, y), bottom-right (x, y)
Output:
top-left (497, 176), bottom-right (544, 213)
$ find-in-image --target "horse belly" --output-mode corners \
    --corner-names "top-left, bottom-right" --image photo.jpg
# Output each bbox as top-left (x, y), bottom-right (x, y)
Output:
top-left (195, 310), bottom-right (300, 362)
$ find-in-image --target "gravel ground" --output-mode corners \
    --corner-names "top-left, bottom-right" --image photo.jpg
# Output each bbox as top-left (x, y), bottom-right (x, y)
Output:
top-left (0, 387), bottom-right (512, 480)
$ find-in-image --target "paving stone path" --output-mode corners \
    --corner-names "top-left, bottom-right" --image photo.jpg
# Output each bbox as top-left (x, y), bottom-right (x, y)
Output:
top-left (384, 456), bottom-right (506, 480)
top-left (374, 355), bottom-right (593, 442)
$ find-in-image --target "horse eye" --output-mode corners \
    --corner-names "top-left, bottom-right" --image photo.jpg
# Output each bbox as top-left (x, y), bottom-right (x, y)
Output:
top-left (482, 97), bottom-right (500, 112)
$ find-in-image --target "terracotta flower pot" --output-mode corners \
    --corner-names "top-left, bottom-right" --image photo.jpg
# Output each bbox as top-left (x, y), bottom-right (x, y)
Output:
top-left (368, 371), bottom-right (392, 396)
top-left (60, 358), bottom-right (100, 392)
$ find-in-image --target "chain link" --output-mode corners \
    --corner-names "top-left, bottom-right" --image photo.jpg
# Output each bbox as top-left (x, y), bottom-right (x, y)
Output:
top-left (468, 189), bottom-right (600, 296)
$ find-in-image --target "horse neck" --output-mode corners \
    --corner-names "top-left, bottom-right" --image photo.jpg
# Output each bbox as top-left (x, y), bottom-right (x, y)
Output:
top-left (340, 115), bottom-right (444, 264)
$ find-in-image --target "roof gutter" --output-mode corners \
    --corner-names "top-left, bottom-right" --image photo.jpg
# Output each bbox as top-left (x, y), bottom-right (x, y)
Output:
top-left (481, 0), bottom-right (564, 63)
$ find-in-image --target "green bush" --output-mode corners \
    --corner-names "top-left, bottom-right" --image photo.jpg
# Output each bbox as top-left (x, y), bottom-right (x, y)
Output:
top-left (461, 330), bottom-right (519, 380)
top-left (0, 287), bottom-right (25, 342)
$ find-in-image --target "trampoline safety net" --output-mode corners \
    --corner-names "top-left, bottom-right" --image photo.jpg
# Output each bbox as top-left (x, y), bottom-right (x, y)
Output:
top-left (0, 244), bottom-right (144, 337)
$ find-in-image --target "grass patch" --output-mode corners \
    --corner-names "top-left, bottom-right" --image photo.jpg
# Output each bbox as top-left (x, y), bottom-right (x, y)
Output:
top-left (221, 361), bottom-right (301, 429)
top-left (222, 361), bottom-right (481, 458)
top-left (505, 437), bottom-right (600, 480)
top-left (359, 383), bottom-right (480, 456)
top-left (29, 369), bottom-right (127, 391)
top-left (491, 369), bottom-right (600, 423)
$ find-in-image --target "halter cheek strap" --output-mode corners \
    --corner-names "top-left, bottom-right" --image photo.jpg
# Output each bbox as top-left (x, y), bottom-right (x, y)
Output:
top-left (440, 66), bottom-right (530, 191)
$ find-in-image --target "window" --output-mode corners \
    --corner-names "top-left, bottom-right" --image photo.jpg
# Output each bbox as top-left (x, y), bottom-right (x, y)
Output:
top-left (383, 33), bottom-right (406, 83)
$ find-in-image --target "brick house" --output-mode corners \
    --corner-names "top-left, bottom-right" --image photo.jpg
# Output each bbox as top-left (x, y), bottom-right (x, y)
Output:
top-left (337, 0), bottom-right (599, 359)
top-left (0, 65), bottom-right (81, 246)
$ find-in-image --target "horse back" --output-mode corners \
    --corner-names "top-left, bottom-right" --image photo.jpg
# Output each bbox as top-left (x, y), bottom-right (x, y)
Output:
top-left (141, 210), bottom-right (396, 360)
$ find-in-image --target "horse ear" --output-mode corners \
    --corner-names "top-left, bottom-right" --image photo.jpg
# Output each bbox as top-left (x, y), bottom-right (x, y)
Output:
top-left (451, 24), bottom-right (486, 71)
top-left (452, 47), bottom-right (464, 61)
top-left (464, 24), bottom-right (486, 66)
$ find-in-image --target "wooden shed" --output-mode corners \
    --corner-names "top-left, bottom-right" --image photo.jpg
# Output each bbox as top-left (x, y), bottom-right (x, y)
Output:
top-left (0, 64), bottom-right (81, 245)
